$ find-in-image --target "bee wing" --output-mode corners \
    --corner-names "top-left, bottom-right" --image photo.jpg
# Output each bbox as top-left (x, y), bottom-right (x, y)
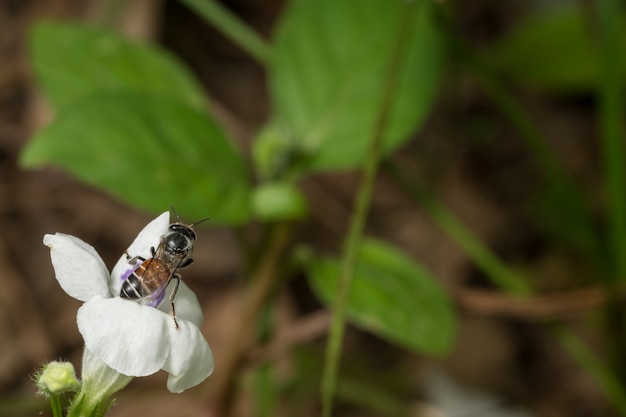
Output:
top-left (144, 280), bottom-right (169, 308)
top-left (151, 235), bottom-right (167, 259)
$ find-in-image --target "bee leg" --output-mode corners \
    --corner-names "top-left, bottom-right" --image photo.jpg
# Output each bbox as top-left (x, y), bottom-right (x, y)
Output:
top-left (179, 258), bottom-right (194, 268)
top-left (150, 246), bottom-right (156, 257)
top-left (170, 274), bottom-right (181, 329)
top-left (124, 251), bottom-right (145, 265)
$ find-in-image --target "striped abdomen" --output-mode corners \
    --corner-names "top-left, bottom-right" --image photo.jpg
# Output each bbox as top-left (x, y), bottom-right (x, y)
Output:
top-left (120, 258), bottom-right (172, 305)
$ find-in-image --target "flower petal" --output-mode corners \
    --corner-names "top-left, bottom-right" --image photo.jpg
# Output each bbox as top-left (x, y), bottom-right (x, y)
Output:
top-left (163, 319), bottom-right (214, 393)
top-left (110, 211), bottom-right (170, 293)
top-left (156, 281), bottom-right (204, 327)
top-left (81, 349), bottom-right (133, 401)
top-left (44, 233), bottom-right (111, 301)
top-left (77, 296), bottom-right (170, 377)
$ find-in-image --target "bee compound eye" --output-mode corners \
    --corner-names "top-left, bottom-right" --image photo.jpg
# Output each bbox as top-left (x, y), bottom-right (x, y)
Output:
top-left (169, 224), bottom-right (197, 240)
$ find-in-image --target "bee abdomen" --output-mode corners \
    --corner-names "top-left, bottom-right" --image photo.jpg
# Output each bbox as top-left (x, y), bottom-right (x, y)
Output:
top-left (121, 274), bottom-right (145, 299)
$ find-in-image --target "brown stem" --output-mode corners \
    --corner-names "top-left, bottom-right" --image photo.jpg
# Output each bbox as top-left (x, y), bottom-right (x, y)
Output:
top-left (246, 310), bottom-right (331, 366)
top-left (454, 285), bottom-right (626, 320)
top-left (208, 222), bottom-right (293, 416)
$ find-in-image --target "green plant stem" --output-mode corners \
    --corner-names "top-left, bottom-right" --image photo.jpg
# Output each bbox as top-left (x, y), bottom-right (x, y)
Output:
top-left (384, 161), bottom-right (531, 296)
top-left (177, 0), bottom-right (272, 65)
top-left (255, 363), bottom-right (276, 417)
top-left (596, 0), bottom-right (626, 282)
top-left (49, 395), bottom-right (63, 417)
top-left (211, 222), bottom-right (292, 416)
top-left (595, 0), bottom-right (626, 390)
top-left (335, 376), bottom-right (410, 417)
top-left (319, 3), bottom-right (415, 416)
top-left (254, 304), bottom-right (276, 417)
top-left (553, 326), bottom-right (626, 415)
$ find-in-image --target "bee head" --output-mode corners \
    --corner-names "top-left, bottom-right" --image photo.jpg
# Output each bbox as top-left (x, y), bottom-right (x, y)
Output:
top-left (162, 209), bottom-right (209, 259)
top-left (162, 225), bottom-right (195, 257)
top-left (168, 223), bottom-right (197, 240)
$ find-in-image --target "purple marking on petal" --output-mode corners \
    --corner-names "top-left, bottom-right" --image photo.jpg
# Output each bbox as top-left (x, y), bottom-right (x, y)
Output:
top-left (120, 262), bottom-right (141, 282)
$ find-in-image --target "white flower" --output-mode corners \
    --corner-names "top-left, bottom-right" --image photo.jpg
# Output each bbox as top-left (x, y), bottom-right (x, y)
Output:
top-left (43, 212), bottom-right (214, 393)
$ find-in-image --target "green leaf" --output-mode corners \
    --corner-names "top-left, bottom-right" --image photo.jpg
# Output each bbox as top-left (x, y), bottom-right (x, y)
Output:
top-left (30, 22), bottom-right (205, 110)
top-left (20, 92), bottom-right (251, 224)
top-left (252, 182), bottom-right (308, 221)
top-left (252, 122), bottom-right (290, 180)
top-left (305, 238), bottom-right (456, 355)
top-left (270, 0), bottom-right (445, 171)
top-left (487, 4), bottom-right (617, 91)
top-left (536, 180), bottom-right (607, 274)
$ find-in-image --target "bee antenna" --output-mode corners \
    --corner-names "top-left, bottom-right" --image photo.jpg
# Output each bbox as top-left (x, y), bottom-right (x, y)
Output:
top-left (170, 206), bottom-right (182, 223)
top-left (191, 216), bottom-right (211, 227)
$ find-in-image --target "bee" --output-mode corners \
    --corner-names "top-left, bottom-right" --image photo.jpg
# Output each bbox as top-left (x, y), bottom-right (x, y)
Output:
top-left (120, 209), bottom-right (209, 328)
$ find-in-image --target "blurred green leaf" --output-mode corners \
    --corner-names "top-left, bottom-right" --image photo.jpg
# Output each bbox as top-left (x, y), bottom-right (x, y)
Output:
top-left (20, 92), bottom-right (251, 224)
top-left (30, 22), bottom-right (206, 110)
top-left (270, 0), bottom-right (445, 171)
top-left (305, 238), bottom-right (456, 356)
top-left (252, 182), bottom-right (308, 221)
top-left (253, 123), bottom-right (284, 180)
top-left (536, 180), bottom-right (607, 273)
top-left (252, 122), bottom-right (298, 180)
top-left (487, 4), bottom-right (624, 91)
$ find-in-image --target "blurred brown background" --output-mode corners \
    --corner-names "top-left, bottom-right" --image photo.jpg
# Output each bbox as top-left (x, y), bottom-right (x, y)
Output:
top-left (0, 1), bottom-right (613, 416)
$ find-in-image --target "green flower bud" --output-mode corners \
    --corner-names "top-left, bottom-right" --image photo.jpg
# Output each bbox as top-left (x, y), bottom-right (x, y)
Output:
top-left (36, 361), bottom-right (80, 396)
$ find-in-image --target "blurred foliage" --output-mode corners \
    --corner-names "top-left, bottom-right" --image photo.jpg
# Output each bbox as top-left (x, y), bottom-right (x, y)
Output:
top-left (487, 3), bottom-right (604, 91)
top-left (29, 22), bottom-right (206, 110)
top-left (17, 0), bottom-right (626, 415)
top-left (268, 0), bottom-right (444, 171)
top-left (21, 91), bottom-right (252, 224)
top-left (305, 238), bottom-right (456, 356)
top-left (21, 0), bottom-right (455, 358)
top-left (24, 23), bottom-right (250, 224)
